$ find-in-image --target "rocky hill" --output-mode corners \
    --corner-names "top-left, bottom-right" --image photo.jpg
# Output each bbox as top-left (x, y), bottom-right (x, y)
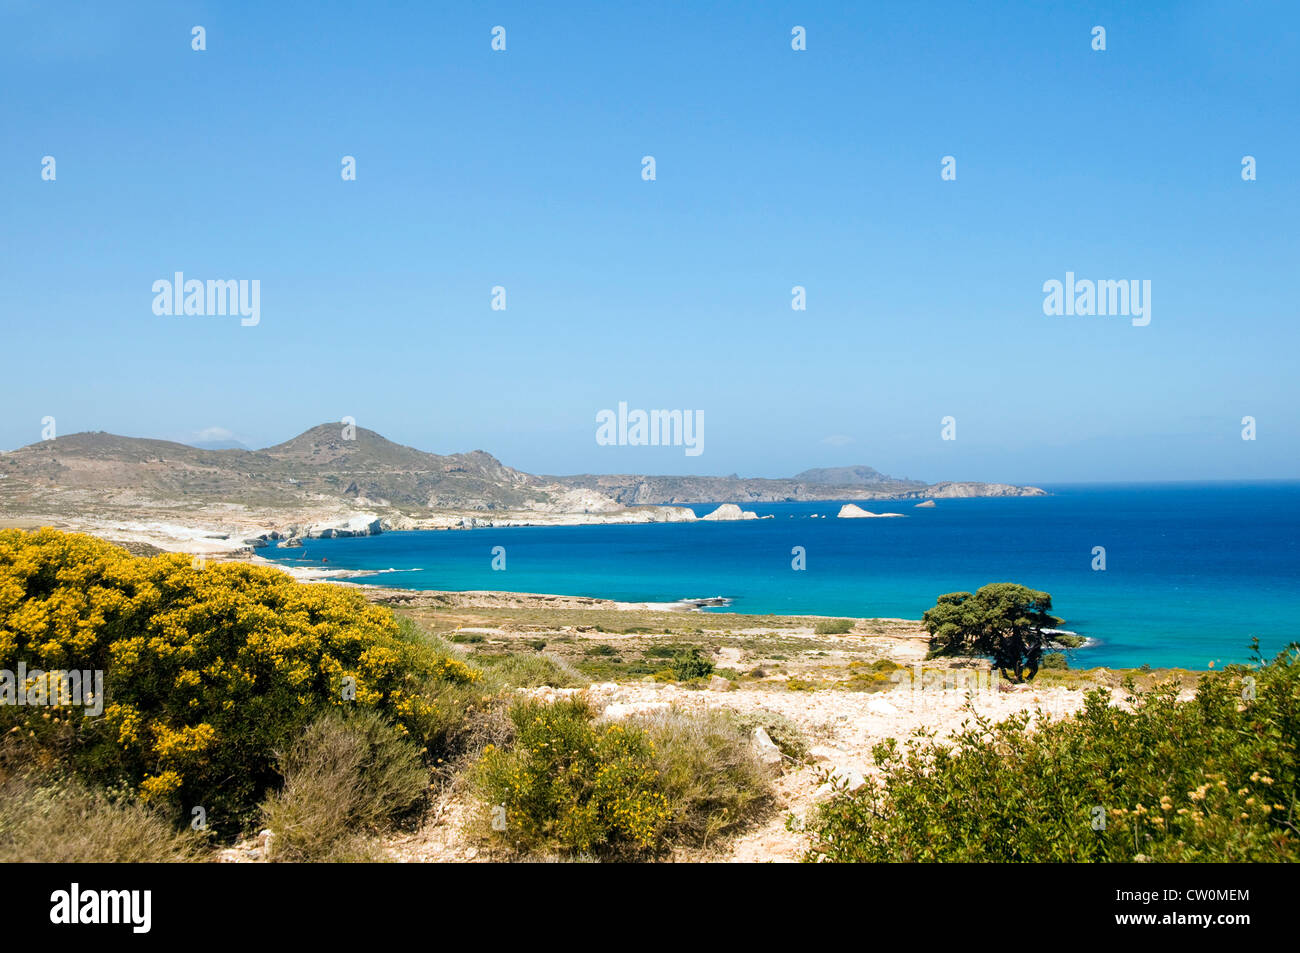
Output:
top-left (792, 465), bottom-right (902, 486)
top-left (257, 425), bottom-right (546, 510)
top-left (0, 424), bottom-right (1044, 553)
top-left (0, 425), bottom-right (551, 513)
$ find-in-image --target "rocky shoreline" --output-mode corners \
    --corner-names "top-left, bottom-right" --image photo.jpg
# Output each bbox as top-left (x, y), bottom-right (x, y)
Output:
top-left (0, 495), bottom-right (933, 561)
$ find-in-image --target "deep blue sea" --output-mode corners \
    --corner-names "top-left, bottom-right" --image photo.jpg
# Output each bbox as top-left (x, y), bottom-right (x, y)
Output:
top-left (259, 483), bottom-right (1300, 669)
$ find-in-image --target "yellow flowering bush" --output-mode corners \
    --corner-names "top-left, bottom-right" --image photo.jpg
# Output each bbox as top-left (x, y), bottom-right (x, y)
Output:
top-left (473, 700), bottom-right (774, 857)
top-left (475, 698), bottom-right (672, 855)
top-left (0, 529), bottom-right (478, 834)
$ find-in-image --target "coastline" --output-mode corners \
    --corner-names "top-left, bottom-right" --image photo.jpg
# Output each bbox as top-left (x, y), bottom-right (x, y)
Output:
top-left (7, 485), bottom-right (1283, 671)
top-left (0, 515), bottom-right (1118, 661)
top-left (0, 504), bottom-right (758, 560)
top-left (0, 474), bottom-right (1048, 561)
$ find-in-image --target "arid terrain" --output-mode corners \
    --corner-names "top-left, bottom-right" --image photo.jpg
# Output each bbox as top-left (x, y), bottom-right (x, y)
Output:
top-left (201, 588), bottom-right (1196, 864)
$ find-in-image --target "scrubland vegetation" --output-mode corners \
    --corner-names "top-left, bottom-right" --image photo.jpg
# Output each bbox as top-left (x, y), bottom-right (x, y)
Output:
top-left (472, 699), bottom-right (773, 857)
top-left (806, 640), bottom-right (1298, 862)
top-left (0, 530), bottom-right (774, 861)
top-left (1, 528), bottom-right (1293, 863)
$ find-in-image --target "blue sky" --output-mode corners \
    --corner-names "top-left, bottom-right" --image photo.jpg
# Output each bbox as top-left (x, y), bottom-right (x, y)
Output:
top-left (1, 0), bottom-right (1296, 484)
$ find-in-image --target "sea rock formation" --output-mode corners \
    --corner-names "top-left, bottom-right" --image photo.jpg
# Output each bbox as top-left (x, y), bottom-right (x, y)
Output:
top-left (837, 504), bottom-right (905, 519)
top-left (278, 514), bottom-right (387, 540)
top-left (701, 503), bottom-right (759, 521)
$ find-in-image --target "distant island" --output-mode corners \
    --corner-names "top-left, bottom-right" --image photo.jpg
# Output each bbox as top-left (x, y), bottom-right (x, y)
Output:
top-left (552, 464), bottom-right (1042, 506)
top-left (0, 423), bottom-right (1044, 555)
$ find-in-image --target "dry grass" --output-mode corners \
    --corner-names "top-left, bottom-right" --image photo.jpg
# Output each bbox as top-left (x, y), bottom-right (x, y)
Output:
top-left (631, 707), bottom-right (776, 850)
top-left (260, 711), bottom-right (428, 862)
top-left (0, 773), bottom-right (203, 863)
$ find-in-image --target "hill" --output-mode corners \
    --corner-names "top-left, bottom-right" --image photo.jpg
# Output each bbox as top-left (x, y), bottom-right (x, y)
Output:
top-left (792, 465), bottom-right (902, 486)
top-left (551, 469), bottom-right (1038, 504)
top-left (0, 424), bottom-right (1044, 551)
top-left (0, 425), bottom-right (549, 513)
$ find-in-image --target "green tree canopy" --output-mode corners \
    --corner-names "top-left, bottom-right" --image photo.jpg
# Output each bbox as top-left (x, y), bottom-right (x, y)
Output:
top-left (923, 583), bottom-right (1063, 682)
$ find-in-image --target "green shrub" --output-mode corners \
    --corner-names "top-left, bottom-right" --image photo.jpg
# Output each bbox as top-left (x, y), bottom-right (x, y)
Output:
top-left (844, 658), bottom-right (904, 692)
top-left (477, 652), bottom-right (587, 689)
top-left (261, 710), bottom-right (427, 862)
top-left (634, 709), bottom-right (773, 848)
top-left (785, 677), bottom-right (822, 691)
top-left (473, 700), bottom-right (772, 858)
top-left (1040, 653), bottom-right (1069, 670)
top-left (473, 698), bottom-right (669, 856)
top-left (814, 618), bottom-right (855, 635)
top-left (805, 642), bottom-right (1299, 862)
top-left (644, 645), bottom-right (686, 658)
top-left (670, 649), bottom-right (714, 681)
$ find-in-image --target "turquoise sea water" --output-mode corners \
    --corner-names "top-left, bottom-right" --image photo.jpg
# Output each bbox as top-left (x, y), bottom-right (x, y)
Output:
top-left (259, 483), bottom-right (1300, 669)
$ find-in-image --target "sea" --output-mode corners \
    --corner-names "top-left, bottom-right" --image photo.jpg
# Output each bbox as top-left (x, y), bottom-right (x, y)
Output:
top-left (258, 482), bottom-right (1300, 669)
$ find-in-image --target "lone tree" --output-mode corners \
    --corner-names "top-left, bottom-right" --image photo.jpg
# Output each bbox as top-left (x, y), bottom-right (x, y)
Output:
top-left (922, 583), bottom-right (1063, 682)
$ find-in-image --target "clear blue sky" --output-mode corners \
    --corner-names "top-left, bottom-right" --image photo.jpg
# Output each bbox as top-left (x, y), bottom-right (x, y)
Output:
top-left (2, 0), bottom-right (1296, 484)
